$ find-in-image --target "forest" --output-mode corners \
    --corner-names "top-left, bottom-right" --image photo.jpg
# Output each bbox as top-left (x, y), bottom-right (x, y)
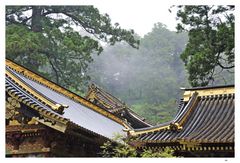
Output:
top-left (6, 5), bottom-right (234, 125)
top-left (88, 23), bottom-right (189, 124)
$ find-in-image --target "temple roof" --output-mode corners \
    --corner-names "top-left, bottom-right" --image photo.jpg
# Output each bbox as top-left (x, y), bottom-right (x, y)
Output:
top-left (6, 59), bottom-right (131, 140)
top-left (85, 83), bottom-right (152, 129)
top-left (128, 85), bottom-right (234, 144)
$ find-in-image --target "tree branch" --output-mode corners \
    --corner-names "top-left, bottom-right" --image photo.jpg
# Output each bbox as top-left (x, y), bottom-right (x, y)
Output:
top-left (48, 57), bottom-right (60, 84)
top-left (21, 16), bottom-right (32, 24)
top-left (38, 49), bottom-right (60, 84)
top-left (6, 17), bottom-right (31, 28)
top-left (217, 61), bottom-right (234, 69)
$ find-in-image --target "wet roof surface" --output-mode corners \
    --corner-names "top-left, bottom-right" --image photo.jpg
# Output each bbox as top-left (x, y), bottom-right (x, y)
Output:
top-left (6, 66), bottom-right (126, 139)
top-left (137, 94), bottom-right (234, 143)
top-left (87, 84), bottom-right (152, 128)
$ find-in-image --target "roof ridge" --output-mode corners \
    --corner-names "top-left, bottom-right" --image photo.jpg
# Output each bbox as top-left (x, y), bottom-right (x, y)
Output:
top-left (6, 77), bottom-right (69, 133)
top-left (86, 83), bottom-right (153, 127)
top-left (92, 83), bottom-right (125, 105)
top-left (6, 67), bottom-right (67, 114)
top-left (6, 59), bottom-right (130, 129)
top-left (128, 92), bottom-right (199, 136)
top-left (182, 84), bottom-right (234, 91)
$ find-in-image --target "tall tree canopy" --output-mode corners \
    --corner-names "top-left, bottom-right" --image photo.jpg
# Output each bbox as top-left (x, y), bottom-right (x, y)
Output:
top-left (6, 6), bottom-right (139, 92)
top-left (88, 23), bottom-right (189, 124)
top-left (175, 5), bottom-right (234, 86)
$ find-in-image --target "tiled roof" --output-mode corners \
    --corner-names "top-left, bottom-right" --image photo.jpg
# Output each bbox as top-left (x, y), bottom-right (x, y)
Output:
top-left (85, 83), bottom-right (152, 128)
top-left (129, 86), bottom-right (234, 144)
top-left (6, 59), bottom-right (130, 139)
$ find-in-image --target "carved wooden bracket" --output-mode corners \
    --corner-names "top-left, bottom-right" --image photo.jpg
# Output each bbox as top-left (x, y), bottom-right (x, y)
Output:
top-left (6, 97), bottom-right (31, 124)
top-left (6, 97), bottom-right (21, 120)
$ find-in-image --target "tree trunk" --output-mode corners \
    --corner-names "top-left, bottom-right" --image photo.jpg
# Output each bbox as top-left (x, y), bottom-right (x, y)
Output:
top-left (31, 6), bottom-right (42, 32)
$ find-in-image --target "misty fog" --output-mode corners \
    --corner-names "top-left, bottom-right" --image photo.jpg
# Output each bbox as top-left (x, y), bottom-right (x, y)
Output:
top-left (87, 23), bottom-right (189, 124)
top-left (86, 22), bottom-right (234, 124)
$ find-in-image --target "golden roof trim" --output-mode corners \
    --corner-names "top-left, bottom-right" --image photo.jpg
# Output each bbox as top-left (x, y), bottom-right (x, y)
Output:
top-left (177, 92), bottom-right (199, 126)
top-left (128, 92), bottom-right (199, 136)
top-left (183, 86), bottom-right (234, 102)
top-left (6, 90), bottom-right (69, 133)
top-left (86, 83), bottom-right (153, 126)
top-left (86, 83), bottom-right (125, 107)
top-left (6, 59), bottom-right (130, 129)
top-left (128, 125), bottom-right (170, 136)
top-left (128, 121), bottom-right (184, 136)
top-left (6, 69), bottom-right (66, 114)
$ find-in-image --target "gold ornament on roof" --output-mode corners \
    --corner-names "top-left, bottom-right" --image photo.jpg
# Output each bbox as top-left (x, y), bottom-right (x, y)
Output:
top-left (6, 97), bottom-right (21, 119)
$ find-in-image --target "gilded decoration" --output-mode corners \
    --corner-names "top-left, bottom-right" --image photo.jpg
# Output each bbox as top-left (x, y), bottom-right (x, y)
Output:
top-left (6, 97), bottom-right (20, 120)
top-left (6, 97), bottom-right (31, 124)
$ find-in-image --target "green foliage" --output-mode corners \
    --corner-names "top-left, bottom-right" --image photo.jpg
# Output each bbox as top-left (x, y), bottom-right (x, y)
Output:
top-left (175, 5), bottom-right (234, 86)
top-left (100, 134), bottom-right (176, 157)
top-left (131, 100), bottom-right (177, 125)
top-left (141, 147), bottom-right (176, 158)
top-left (88, 23), bottom-right (189, 124)
top-left (100, 134), bottom-right (137, 157)
top-left (6, 6), bottom-right (139, 93)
